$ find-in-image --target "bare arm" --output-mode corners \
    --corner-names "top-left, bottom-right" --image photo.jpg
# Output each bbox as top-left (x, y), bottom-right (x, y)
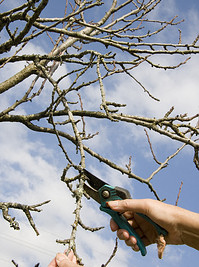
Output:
top-left (177, 207), bottom-right (199, 250)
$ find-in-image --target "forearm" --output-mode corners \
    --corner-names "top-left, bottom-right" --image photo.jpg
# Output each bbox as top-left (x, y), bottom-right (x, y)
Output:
top-left (177, 207), bottom-right (199, 250)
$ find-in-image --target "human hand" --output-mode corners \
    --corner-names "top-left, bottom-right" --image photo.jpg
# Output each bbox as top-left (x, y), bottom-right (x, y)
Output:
top-left (48, 250), bottom-right (82, 267)
top-left (108, 199), bottom-right (184, 252)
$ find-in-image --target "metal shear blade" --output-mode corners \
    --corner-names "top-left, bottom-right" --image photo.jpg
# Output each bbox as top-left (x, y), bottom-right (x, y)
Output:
top-left (83, 169), bottom-right (132, 202)
top-left (83, 169), bottom-right (107, 190)
top-left (83, 183), bottom-right (101, 204)
top-left (83, 169), bottom-right (107, 204)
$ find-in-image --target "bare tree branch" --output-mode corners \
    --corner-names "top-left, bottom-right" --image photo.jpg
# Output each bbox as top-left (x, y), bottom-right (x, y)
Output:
top-left (0, 200), bottom-right (50, 235)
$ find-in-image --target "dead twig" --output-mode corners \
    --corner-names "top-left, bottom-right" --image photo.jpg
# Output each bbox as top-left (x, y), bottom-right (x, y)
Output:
top-left (144, 129), bottom-right (162, 165)
top-left (0, 200), bottom-right (50, 235)
top-left (101, 238), bottom-right (118, 267)
top-left (175, 181), bottom-right (183, 206)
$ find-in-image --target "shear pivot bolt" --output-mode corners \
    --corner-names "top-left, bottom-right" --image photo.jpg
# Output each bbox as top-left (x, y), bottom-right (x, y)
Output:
top-left (102, 190), bottom-right (110, 199)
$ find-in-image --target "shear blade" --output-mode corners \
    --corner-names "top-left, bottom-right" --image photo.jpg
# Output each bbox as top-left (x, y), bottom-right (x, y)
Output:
top-left (83, 183), bottom-right (101, 204)
top-left (83, 169), bottom-right (108, 204)
top-left (83, 169), bottom-right (107, 190)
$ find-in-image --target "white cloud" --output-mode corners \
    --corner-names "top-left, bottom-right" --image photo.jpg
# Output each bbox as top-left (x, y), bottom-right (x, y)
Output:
top-left (84, 121), bottom-right (113, 153)
top-left (146, 244), bottom-right (185, 267)
top-left (0, 120), bottom-right (78, 265)
top-left (81, 84), bottom-right (102, 110)
top-left (108, 53), bottom-right (199, 118)
top-left (148, 0), bottom-right (177, 20)
top-left (77, 229), bottom-right (130, 267)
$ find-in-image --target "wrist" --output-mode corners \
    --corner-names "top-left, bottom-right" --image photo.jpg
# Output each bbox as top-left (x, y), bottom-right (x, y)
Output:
top-left (176, 207), bottom-right (199, 250)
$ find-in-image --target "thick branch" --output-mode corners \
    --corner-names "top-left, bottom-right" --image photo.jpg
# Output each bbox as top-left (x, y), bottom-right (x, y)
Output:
top-left (0, 0), bottom-right (49, 54)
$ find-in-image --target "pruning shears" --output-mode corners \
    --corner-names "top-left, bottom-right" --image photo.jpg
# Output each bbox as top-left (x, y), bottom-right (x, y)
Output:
top-left (83, 169), bottom-right (168, 256)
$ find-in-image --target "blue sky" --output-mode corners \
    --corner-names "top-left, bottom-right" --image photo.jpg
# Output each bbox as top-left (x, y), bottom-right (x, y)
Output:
top-left (0, 0), bottom-right (199, 266)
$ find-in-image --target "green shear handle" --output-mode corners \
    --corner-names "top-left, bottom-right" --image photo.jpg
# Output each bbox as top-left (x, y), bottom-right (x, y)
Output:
top-left (100, 205), bottom-right (147, 256)
top-left (99, 185), bottom-right (168, 256)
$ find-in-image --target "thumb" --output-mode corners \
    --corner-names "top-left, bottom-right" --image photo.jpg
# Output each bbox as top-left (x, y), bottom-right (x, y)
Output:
top-left (107, 199), bottom-right (149, 214)
top-left (56, 253), bottom-right (70, 267)
top-left (56, 253), bottom-right (80, 267)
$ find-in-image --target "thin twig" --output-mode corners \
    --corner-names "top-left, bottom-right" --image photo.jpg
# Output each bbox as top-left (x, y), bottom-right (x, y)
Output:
top-left (175, 181), bottom-right (183, 206)
top-left (11, 260), bottom-right (18, 267)
top-left (144, 129), bottom-right (162, 165)
top-left (101, 238), bottom-right (118, 267)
